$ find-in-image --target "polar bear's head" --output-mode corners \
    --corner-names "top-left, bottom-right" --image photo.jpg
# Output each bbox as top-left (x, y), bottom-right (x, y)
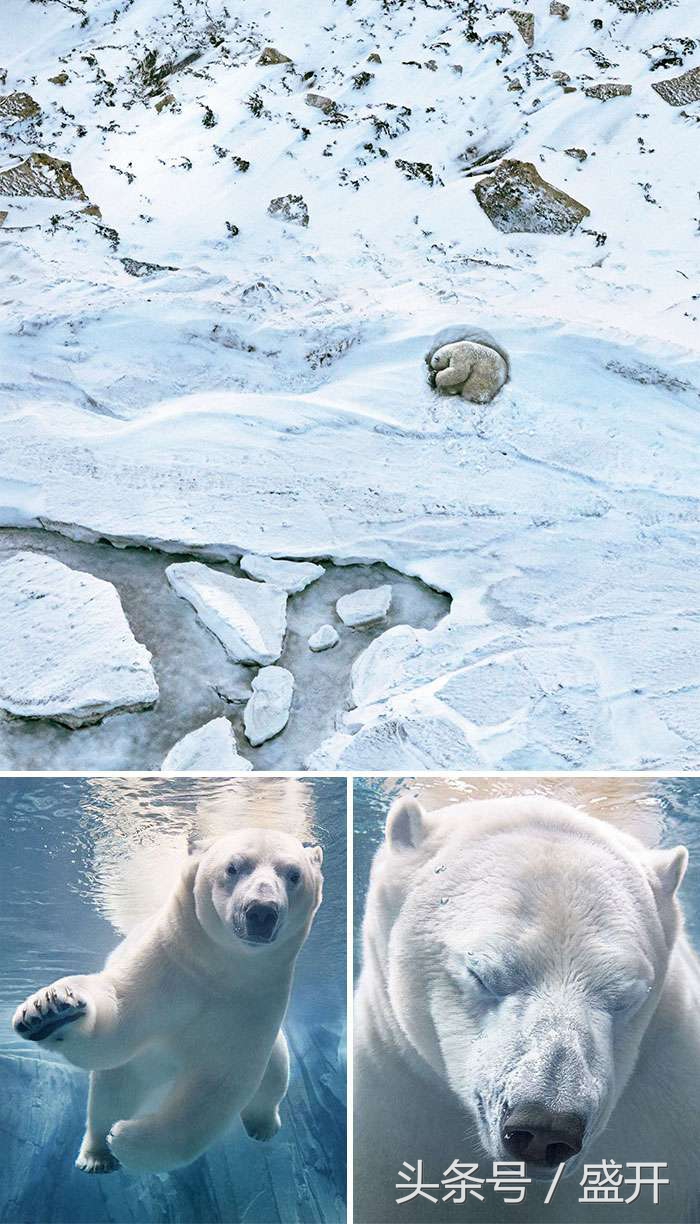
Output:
top-left (191, 828), bottom-right (323, 955)
top-left (367, 795), bottom-right (688, 1179)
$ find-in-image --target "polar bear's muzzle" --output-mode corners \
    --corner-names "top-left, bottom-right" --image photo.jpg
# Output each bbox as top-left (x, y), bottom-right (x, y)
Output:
top-left (501, 1102), bottom-right (585, 1171)
top-left (239, 900), bottom-right (281, 945)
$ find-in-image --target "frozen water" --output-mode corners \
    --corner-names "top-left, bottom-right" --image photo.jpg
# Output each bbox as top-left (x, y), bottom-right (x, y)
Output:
top-left (0, 551), bottom-right (157, 728)
top-left (161, 717), bottom-right (252, 771)
top-left (244, 666), bottom-right (294, 747)
top-left (0, 529), bottom-right (447, 770)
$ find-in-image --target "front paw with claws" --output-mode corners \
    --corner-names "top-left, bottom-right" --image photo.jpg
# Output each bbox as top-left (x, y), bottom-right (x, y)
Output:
top-left (13, 984), bottom-right (87, 1042)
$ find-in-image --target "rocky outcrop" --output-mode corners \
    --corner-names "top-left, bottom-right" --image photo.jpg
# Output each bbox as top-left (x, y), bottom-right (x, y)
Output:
top-left (240, 554), bottom-right (325, 593)
top-left (166, 563), bottom-right (287, 665)
top-left (652, 66), bottom-right (700, 107)
top-left (258, 47), bottom-right (293, 66)
top-left (0, 152), bottom-right (88, 201)
top-left (267, 193), bottom-right (310, 226)
top-left (509, 10), bottom-right (534, 47)
top-left (0, 552), bottom-right (158, 727)
top-left (336, 585), bottom-right (392, 627)
top-left (161, 717), bottom-right (252, 770)
top-left (0, 92), bottom-right (40, 120)
top-left (584, 83), bottom-right (632, 101)
top-left (474, 159), bottom-right (590, 234)
top-left (243, 666), bottom-right (294, 745)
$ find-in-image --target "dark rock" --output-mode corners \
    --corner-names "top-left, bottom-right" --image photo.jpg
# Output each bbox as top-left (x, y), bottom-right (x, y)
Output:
top-left (584, 82), bottom-right (632, 100)
top-left (652, 65), bottom-right (700, 106)
top-left (0, 92), bottom-right (40, 120)
top-left (0, 153), bottom-right (88, 201)
top-left (474, 158), bottom-right (590, 234)
top-left (268, 193), bottom-right (310, 227)
top-left (510, 10), bottom-right (535, 47)
top-left (395, 158), bottom-right (434, 185)
top-left (258, 47), bottom-right (293, 66)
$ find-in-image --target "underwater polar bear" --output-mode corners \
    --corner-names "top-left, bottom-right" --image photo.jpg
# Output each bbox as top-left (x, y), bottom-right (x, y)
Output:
top-left (13, 828), bottom-right (323, 1174)
top-left (354, 795), bottom-right (700, 1224)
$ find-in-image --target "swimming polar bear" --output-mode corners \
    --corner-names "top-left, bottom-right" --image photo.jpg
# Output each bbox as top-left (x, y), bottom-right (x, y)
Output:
top-left (425, 325), bottom-right (510, 403)
top-left (354, 794), bottom-right (700, 1224)
top-left (12, 828), bottom-right (323, 1174)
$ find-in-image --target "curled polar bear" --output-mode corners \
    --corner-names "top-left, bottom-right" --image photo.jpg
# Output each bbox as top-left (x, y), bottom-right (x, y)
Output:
top-left (354, 794), bottom-right (700, 1224)
top-left (425, 325), bottom-right (510, 403)
top-left (12, 828), bottom-right (323, 1174)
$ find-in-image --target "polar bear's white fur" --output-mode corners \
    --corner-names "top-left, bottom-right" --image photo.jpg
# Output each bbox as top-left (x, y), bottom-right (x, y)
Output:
top-left (425, 325), bottom-right (510, 403)
top-left (13, 828), bottom-right (323, 1174)
top-left (354, 794), bottom-right (700, 1223)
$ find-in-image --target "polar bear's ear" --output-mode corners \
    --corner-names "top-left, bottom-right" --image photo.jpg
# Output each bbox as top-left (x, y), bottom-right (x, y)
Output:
top-left (648, 845), bottom-right (688, 899)
top-left (386, 797), bottom-right (426, 851)
top-left (304, 844), bottom-right (323, 869)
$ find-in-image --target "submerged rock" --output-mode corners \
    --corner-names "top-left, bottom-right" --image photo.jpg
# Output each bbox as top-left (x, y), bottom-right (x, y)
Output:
top-left (652, 66), bottom-right (700, 107)
top-left (474, 158), bottom-right (590, 234)
top-left (240, 554), bottom-right (325, 593)
top-left (308, 624), bottom-right (339, 652)
top-left (336, 585), bottom-right (392, 627)
top-left (0, 551), bottom-right (158, 728)
top-left (166, 562), bottom-right (287, 665)
top-left (0, 152), bottom-right (88, 201)
top-left (161, 717), bottom-right (252, 771)
top-left (244, 666), bottom-right (294, 746)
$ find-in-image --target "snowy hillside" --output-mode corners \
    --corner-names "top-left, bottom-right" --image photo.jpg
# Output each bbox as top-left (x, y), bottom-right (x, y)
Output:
top-left (1, 0), bottom-right (699, 769)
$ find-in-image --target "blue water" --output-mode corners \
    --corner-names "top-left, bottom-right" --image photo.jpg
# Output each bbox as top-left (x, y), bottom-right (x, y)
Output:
top-left (353, 776), bottom-right (700, 976)
top-left (0, 775), bottom-right (346, 1224)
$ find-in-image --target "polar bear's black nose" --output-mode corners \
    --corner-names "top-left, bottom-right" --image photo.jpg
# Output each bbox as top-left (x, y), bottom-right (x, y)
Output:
top-left (245, 901), bottom-right (279, 943)
top-left (502, 1105), bottom-right (584, 1166)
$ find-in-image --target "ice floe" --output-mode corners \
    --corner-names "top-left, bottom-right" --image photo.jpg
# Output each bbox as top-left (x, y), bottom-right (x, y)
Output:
top-left (167, 562), bottom-right (287, 666)
top-left (161, 717), bottom-right (252, 771)
top-left (244, 666), bottom-right (294, 747)
top-left (0, 551), bottom-right (157, 728)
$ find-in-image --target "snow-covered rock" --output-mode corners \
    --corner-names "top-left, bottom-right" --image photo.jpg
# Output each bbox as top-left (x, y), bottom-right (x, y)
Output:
top-left (336, 585), bottom-right (392, 628)
top-left (0, 551), bottom-right (158, 727)
top-left (243, 666), bottom-right (294, 746)
top-left (240, 554), bottom-right (325, 593)
top-left (161, 717), bottom-right (252, 771)
top-left (652, 66), bottom-right (700, 107)
top-left (308, 624), bottom-right (339, 652)
top-left (474, 160), bottom-right (590, 234)
top-left (166, 563), bottom-right (287, 665)
top-left (0, 152), bottom-right (87, 200)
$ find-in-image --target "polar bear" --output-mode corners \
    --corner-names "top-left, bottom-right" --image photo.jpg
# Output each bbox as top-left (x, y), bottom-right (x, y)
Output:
top-left (425, 325), bottom-right (510, 403)
top-left (354, 794), bottom-right (700, 1224)
top-left (12, 828), bottom-right (323, 1175)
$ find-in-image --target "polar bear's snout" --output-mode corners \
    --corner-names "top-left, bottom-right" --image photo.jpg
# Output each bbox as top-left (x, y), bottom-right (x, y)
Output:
top-left (501, 1103), bottom-right (585, 1168)
top-left (243, 900), bottom-right (281, 945)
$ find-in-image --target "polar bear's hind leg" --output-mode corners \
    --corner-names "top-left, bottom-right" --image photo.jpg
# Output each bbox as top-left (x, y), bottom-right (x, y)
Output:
top-left (77, 1062), bottom-right (149, 1174)
top-left (241, 1031), bottom-right (290, 1142)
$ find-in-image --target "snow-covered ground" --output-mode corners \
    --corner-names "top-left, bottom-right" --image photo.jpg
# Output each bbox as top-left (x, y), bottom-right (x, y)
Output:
top-left (1, 0), bottom-right (698, 769)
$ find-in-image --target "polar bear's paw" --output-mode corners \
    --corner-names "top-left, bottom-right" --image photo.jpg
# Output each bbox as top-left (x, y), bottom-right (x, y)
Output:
top-left (76, 1143), bottom-right (121, 1175)
top-left (13, 985), bottom-right (87, 1042)
top-left (241, 1107), bottom-right (282, 1142)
